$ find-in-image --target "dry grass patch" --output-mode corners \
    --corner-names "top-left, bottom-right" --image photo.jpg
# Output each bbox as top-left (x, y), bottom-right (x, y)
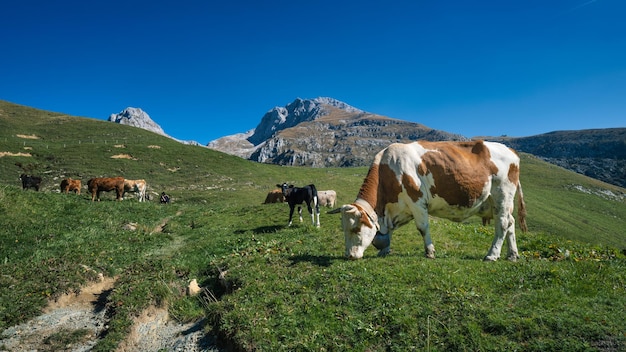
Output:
top-left (148, 145), bottom-right (161, 149)
top-left (16, 134), bottom-right (40, 139)
top-left (111, 154), bottom-right (137, 160)
top-left (0, 151), bottom-right (32, 157)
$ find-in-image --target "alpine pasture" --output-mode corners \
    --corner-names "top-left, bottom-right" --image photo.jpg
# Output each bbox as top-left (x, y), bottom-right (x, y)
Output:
top-left (1, 101), bottom-right (625, 351)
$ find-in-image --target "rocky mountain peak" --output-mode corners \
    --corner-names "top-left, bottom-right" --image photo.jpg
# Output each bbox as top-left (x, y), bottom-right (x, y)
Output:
top-left (247, 97), bottom-right (363, 145)
top-left (108, 107), bottom-right (167, 137)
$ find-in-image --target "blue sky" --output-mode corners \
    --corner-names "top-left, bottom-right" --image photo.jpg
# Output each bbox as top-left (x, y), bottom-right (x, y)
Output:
top-left (1, 0), bottom-right (624, 144)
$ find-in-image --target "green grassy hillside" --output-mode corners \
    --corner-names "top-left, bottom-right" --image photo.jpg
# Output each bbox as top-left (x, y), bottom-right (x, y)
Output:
top-left (1, 100), bottom-right (625, 351)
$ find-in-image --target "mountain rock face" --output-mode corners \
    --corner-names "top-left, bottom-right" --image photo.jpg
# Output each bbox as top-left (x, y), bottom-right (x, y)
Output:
top-left (108, 107), bottom-right (168, 137)
top-left (495, 129), bottom-right (626, 188)
top-left (208, 97), bottom-right (467, 167)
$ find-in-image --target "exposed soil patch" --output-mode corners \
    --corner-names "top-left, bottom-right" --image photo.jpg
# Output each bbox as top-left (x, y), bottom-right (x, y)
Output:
top-left (1, 271), bottom-right (220, 351)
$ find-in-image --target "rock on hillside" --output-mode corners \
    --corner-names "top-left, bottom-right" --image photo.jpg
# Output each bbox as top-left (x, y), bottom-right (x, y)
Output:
top-left (208, 97), bottom-right (466, 167)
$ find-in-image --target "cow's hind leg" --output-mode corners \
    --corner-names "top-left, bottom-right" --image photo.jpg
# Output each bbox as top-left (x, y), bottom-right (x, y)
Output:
top-left (485, 191), bottom-right (519, 261)
top-left (298, 205), bottom-right (303, 222)
top-left (412, 207), bottom-right (435, 258)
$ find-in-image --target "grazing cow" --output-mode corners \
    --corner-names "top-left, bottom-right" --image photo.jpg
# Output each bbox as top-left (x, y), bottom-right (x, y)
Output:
top-left (87, 177), bottom-right (125, 201)
top-left (20, 174), bottom-right (42, 191)
top-left (277, 183), bottom-right (320, 227)
top-left (60, 178), bottom-right (82, 194)
top-left (331, 140), bottom-right (527, 261)
top-left (263, 189), bottom-right (286, 204)
top-left (123, 179), bottom-right (147, 202)
top-left (317, 190), bottom-right (337, 207)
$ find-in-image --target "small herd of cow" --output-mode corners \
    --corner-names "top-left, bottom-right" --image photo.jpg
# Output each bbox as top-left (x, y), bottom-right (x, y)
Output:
top-left (19, 140), bottom-right (529, 261)
top-left (19, 174), bottom-right (148, 202)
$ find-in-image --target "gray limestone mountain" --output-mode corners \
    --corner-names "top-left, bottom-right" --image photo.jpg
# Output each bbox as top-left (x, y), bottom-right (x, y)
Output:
top-left (108, 107), bottom-right (168, 136)
top-left (108, 107), bottom-right (202, 146)
top-left (207, 97), bottom-right (467, 167)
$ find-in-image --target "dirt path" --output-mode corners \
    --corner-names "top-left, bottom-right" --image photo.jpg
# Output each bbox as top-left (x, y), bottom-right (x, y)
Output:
top-left (1, 277), bottom-right (220, 351)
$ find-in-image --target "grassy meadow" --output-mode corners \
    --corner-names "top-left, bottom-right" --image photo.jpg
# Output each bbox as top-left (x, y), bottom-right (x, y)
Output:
top-left (1, 100), bottom-right (625, 351)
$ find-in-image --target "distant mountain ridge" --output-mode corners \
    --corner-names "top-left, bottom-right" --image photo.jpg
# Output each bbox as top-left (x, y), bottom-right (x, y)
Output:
top-left (103, 98), bottom-right (624, 187)
top-left (491, 129), bottom-right (626, 187)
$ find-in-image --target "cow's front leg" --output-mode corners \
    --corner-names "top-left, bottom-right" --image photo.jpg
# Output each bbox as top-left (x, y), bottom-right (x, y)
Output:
top-left (298, 206), bottom-right (303, 222)
top-left (288, 206), bottom-right (295, 226)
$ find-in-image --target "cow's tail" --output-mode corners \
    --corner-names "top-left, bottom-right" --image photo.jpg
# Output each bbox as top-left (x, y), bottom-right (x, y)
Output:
top-left (517, 180), bottom-right (528, 232)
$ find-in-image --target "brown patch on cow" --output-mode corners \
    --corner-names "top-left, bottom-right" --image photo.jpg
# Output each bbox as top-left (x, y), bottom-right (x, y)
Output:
top-left (402, 173), bottom-right (423, 202)
top-left (375, 164), bottom-right (403, 215)
top-left (353, 203), bottom-right (375, 229)
top-left (418, 140), bottom-right (497, 207)
top-left (16, 134), bottom-right (40, 139)
top-left (0, 152), bottom-right (32, 157)
top-left (356, 163), bottom-right (380, 209)
top-left (508, 163), bottom-right (520, 184)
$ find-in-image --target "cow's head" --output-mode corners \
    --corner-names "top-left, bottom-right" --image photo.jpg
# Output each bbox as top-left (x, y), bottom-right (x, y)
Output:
top-left (276, 183), bottom-right (293, 197)
top-left (331, 203), bottom-right (381, 259)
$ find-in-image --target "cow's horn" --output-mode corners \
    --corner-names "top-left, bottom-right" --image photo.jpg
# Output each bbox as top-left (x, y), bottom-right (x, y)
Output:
top-left (327, 207), bottom-right (342, 214)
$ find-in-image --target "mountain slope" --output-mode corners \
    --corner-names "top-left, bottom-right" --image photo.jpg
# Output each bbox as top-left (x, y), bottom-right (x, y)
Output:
top-left (492, 129), bottom-right (626, 187)
top-left (208, 97), bottom-right (466, 166)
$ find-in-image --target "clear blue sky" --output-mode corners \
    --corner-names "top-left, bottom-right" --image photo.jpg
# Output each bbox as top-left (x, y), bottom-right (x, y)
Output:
top-left (2, 1), bottom-right (624, 144)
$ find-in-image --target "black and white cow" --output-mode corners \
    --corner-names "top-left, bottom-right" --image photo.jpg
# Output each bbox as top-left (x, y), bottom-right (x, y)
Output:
top-left (20, 174), bottom-right (42, 191)
top-left (277, 183), bottom-right (320, 227)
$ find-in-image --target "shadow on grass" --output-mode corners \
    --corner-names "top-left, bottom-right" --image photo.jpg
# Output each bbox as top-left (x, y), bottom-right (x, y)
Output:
top-left (234, 225), bottom-right (284, 235)
top-left (288, 254), bottom-right (342, 267)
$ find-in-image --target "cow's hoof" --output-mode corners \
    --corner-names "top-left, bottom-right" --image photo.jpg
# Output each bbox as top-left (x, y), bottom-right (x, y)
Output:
top-left (483, 255), bottom-right (498, 262)
top-left (377, 248), bottom-right (390, 257)
top-left (507, 254), bottom-right (520, 262)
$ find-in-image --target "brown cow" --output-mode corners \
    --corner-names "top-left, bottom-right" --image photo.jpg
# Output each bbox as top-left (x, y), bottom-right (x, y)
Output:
top-left (60, 178), bottom-right (81, 194)
top-left (87, 177), bottom-right (125, 201)
top-left (263, 189), bottom-right (285, 204)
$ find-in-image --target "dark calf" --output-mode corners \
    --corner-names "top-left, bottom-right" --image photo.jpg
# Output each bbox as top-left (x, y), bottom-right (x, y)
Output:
top-left (20, 174), bottom-right (42, 191)
top-left (277, 183), bottom-right (320, 227)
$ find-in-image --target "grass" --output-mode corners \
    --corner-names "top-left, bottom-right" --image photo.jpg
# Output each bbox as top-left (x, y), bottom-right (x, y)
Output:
top-left (1, 100), bottom-right (625, 351)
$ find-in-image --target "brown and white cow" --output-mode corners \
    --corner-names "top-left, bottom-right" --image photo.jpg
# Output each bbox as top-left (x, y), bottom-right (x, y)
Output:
top-left (332, 140), bottom-right (527, 261)
top-left (317, 190), bottom-right (337, 207)
top-left (87, 177), bottom-right (125, 202)
top-left (263, 189), bottom-right (285, 204)
top-left (123, 179), bottom-right (147, 202)
top-left (60, 178), bottom-right (81, 194)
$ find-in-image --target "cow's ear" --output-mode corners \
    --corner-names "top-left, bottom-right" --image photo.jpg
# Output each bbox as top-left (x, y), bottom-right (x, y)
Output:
top-left (276, 184), bottom-right (281, 188)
